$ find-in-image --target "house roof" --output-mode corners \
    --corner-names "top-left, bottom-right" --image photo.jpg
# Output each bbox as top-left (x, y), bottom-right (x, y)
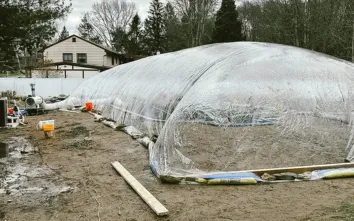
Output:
top-left (38, 35), bottom-right (120, 56)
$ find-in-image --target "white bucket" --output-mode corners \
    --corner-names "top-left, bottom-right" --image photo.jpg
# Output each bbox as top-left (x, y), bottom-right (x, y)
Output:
top-left (37, 120), bottom-right (55, 130)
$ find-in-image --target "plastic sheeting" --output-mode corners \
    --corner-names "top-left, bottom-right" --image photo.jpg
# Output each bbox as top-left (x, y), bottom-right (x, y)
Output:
top-left (64, 42), bottom-right (354, 180)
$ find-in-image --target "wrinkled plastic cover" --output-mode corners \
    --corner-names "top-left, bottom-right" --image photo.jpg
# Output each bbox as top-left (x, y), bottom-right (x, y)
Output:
top-left (65, 42), bottom-right (354, 178)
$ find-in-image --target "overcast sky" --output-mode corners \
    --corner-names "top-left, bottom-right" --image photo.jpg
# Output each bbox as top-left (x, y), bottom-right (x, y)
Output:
top-left (64, 0), bottom-right (151, 34)
top-left (64, 0), bottom-right (246, 34)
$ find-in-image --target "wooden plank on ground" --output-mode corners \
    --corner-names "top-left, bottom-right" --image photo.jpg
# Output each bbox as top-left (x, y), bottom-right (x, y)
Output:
top-left (247, 162), bottom-right (354, 175)
top-left (111, 161), bottom-right (169, 216)
top-left (206, 162), bottom-right (354, 176)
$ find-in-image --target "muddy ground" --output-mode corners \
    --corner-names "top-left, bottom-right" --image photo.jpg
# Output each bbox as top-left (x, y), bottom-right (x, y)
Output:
top-left (1, 111), bottom-right (354, 221)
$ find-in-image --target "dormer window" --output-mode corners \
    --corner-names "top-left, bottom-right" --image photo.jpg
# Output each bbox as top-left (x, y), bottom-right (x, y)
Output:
top-left (72, 37), bottom-right (76, 42)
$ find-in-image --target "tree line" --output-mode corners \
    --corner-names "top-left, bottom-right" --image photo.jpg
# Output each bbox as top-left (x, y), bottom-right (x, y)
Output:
top-left (0, 0), bottom-right (71, 73)
top-left (62, 0), bottom-right (354, 61)
top-left (1, 0), bottom-right (354, 73)
top-left (72, 0), bottom-right (243, 56)
top-left (239, 0), bottom-right (354, 62)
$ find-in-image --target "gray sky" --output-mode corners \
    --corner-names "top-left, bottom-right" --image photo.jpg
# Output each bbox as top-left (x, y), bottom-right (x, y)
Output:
top-left (63, 0), bottom-right (245, 34)
top-left (64, 0), bottom-right (151, 34)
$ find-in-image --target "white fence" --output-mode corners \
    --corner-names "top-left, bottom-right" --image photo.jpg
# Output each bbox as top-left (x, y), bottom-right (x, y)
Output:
top-left (0, 78), bottom-right (85, 97)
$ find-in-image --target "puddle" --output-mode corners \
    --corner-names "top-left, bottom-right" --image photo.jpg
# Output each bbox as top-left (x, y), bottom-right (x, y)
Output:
top-left (0, 137), bottom-right (74, 206)
top-left (0, 142), bottom-right (8, 158)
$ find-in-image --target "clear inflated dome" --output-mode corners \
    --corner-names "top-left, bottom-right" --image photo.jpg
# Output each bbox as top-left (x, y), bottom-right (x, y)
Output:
top-left (66, 42), bottom-right (354, 180)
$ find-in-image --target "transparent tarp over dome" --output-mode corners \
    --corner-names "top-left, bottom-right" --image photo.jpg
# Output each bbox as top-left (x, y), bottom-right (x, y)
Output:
top-left (68, 42), bottom-right (354, 179)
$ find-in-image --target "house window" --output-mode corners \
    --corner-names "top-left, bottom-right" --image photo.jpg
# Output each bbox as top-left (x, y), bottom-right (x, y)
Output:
top-left (112, 57), bottom-right (114, 65)
top-left (63, 53), bottom-right (73, 62)
top-left (77, 53), bottom-right (87, 63)
top-left (72, 38), bottom-right (76, 42)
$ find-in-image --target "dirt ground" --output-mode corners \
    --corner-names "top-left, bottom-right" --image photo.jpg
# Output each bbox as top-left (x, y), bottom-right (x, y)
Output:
top-left (177, 120), bottom-right (349, 171)
top-left (1, 111), bottom-right (354, 221)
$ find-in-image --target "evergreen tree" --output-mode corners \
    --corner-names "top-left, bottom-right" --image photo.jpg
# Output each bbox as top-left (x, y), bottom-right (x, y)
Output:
top-left (126, 14), bottom-right (142, 55)
top-left (163, 2), bottom-right (184, 52)
top-left (212, 0), bottom-right (244, 43)
top-left (0, 0), bottom-right (71, 72)
top-left (78, 13), bottom-right (103, 44)
top-left (89, 36), bottom-right (102, 45)
top-left (59, 26), bottom-right (69, 40)
top-left (111, 28), bottom-right (128, 53)
top-left (144, 0), bottom-right (165, 55)
top-left (78, 14), bottom-right (92, 39)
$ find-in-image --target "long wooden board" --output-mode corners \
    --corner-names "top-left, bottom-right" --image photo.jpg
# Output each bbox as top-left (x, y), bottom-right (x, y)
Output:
top-left (243, 162), bottom-right (354, 175)
top-left (111, 161), bottom-right (169, 216)
top-left (199, 162), bottom-right (354, 177)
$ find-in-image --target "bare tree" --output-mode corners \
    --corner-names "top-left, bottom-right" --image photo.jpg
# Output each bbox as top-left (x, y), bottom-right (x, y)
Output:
top-left (87, 0), bottom-right (137, 47)
top-left (173, 0), bottom-right (218, 47)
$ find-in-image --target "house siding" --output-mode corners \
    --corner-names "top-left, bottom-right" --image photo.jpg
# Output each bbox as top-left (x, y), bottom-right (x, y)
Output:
top-left (105, 54), bottom-right (120, 66)
top-left (43, 37), bottom-right (116, 67)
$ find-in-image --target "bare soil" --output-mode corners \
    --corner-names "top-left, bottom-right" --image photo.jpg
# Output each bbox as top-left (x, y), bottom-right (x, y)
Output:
top-left (1, 111), bottom-right (354, 221)
top-left (177, 120), bottom-right (349, 172)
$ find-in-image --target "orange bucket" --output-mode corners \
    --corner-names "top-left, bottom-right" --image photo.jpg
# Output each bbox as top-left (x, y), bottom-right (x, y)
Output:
top-left (43, 123), bottom-right (55, 138)
top-left (86, 102), bottom-right (93, 111)
top-left (43, 124), bottom-right (54, 131)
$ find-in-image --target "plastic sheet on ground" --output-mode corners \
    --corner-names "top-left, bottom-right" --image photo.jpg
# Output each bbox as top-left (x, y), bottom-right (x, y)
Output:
top-left (58, 42), bottom-right (354, 182)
